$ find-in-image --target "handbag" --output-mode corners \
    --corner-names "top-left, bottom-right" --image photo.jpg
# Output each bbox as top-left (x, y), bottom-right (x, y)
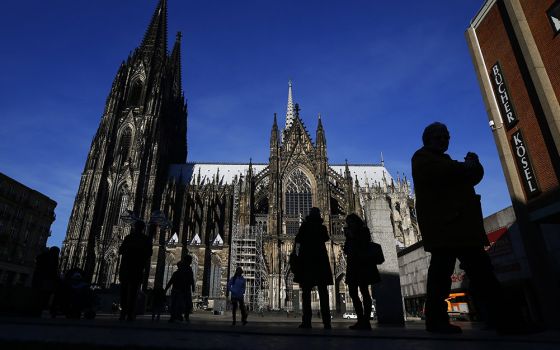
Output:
top-left (289, 243), bottom-right (301, 278)
top-left (368, 242), bottom-right (385, 265)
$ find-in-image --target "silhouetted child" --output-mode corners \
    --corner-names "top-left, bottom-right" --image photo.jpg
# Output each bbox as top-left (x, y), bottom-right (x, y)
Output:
top-left (228, 266), bottom-right (247, 326)
top-left (151, 287), bottom-right (166, 321)
top-left (165, 256), bottom-right (195, 323)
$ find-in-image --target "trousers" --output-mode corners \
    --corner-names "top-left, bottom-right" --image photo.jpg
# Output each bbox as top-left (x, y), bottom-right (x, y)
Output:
top-left (425, 247), bottom-right (504, 326)
top-left (301, 284), bottom-right (331, 326)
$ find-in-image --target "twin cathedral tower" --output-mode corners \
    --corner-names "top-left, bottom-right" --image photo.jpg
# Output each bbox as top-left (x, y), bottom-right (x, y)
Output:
top-left (61, 0), bottom-right (419, 311)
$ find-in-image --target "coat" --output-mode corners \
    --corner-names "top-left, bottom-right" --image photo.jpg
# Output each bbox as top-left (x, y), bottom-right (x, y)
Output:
top-left (344, 227), bottom-right (381, 286)
top-left (294, 219), bottom-right (333, 287)
top-left (228, 275), bottom-right (246, 299)
top-left (166, 266), bottom-right (195, 293)
top-left (118, 232), bottom-right (152, 283)
top-left (411, 147), bottom-right (489, 252)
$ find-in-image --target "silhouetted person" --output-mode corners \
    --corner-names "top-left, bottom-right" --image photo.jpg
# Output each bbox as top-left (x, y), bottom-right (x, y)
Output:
top-left (31, 246), bottom-right (60, 317)
top-left (344, 214), bottom-right (380, 330)
top-left (294, 207), bottom-right (332, 329)
top-left (183, 255), bottom-right (195, 322)
top-left (118, 220), bottom-right (152, 321)
top-left (228, 266), bottom-right (248, 326)
top-left (412, 122), bottom-right (509, 334)
top-left (165, 256), bottom-right (195, 323)
top-left (59, 268), bottom-right (95, 319)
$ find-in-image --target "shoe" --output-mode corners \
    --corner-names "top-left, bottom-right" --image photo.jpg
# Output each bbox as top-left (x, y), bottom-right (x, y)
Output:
top-left (232, 320), bottom-right (236, 326)
top-left (298, 323), bottom-right (312, 329)
top-left (242, 320), bottom-right (248, 326)
top-left (349, 322), bottom-right (361, 330)
top-left (323, 323), bottom-right (332, 330)
top-left (426, 323), bottom-right (462, 334)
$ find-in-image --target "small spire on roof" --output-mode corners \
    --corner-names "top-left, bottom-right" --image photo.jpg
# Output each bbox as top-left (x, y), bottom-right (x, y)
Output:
top-left (285, 80), bottom-right (295, 130)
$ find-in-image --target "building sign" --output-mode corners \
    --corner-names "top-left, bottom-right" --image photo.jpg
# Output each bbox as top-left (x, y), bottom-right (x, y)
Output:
top-left (511, 130), bottom-right (540, 198)
top-left (491, 62), bottom-right (518, 130)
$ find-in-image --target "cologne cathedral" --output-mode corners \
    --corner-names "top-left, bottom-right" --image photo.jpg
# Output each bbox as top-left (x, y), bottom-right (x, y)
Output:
top-left (61, 0), bottom-right (419, 312)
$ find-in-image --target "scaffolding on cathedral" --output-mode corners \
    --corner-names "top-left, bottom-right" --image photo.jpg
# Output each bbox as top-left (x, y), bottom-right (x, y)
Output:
top-left (229, 178), bottom-right (268, 311)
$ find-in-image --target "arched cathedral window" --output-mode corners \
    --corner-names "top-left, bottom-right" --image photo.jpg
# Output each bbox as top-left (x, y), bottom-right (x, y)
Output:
top-left (108, 187), bottom-right (130, 232)
top-left (128, 79), bottom-right (143, 107)
top-left (118, 128), bottom-right (132, 162)
top-left (285, 169), bottom-right (312, 235)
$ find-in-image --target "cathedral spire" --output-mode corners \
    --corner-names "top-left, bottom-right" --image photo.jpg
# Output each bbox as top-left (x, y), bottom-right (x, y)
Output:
top-left (140, 0), bottom-right (168, 60)
top-left (344, 159), bottom-right (352, 180)
top-left (270, 113), bottom-right (279, 149)
top-left (316, 113), bottom-right (326, 147)
top-left (170, 32), bottom-right (183, 90)
top-left (285, 80), bottom-right (295, 130)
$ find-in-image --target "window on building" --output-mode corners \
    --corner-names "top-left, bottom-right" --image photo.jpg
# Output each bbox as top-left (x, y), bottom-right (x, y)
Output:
top-left (285, 169), bottom-right (312, 217)
top-left (285, 169), bottom-right (312, 236)
top-left (128, 79), bottom-right (144, 106)
top-left (118, 128), bottom-right (132, 161)
top-left (548, 1), bottom-right (560, 34)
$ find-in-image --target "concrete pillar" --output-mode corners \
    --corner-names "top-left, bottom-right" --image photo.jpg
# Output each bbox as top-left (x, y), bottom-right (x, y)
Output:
top-left (364, 195), bottom-right (405, 325)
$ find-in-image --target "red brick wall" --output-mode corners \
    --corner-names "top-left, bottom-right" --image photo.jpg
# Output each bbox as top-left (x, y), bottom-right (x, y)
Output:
top-left (520, 0), bottom-right (560, 104)
top-left (475, 2), bottom-right (559, 202)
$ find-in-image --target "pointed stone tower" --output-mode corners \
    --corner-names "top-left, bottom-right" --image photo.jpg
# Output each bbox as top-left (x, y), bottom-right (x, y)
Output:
top-left (61, 0), bottom-right (187, 287)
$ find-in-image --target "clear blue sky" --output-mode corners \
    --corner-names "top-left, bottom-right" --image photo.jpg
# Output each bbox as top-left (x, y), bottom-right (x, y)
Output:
top-left (0, 0), bottom-right (511, 248)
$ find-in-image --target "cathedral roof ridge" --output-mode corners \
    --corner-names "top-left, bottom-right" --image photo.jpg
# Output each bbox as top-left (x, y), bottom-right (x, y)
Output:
top-left (185, 161), bottom-right (268, 165)
top-left (330, 162), bottom-right (384, 167)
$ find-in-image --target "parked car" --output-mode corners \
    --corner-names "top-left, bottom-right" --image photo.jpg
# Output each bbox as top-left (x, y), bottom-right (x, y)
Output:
top-left (342, 312), bottom-right (358, 319)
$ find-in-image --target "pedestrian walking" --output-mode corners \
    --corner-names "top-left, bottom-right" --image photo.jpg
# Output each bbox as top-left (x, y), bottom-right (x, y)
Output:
top-left (294, 207), bottom-right (332, 329)
top-left (228, 266), bottom-right (248, 326)
top-left (31, 246), bottom-right (60, 317)
top-left (165, 256), bottom-right (195, 323)
top-left (343, 213), bottom-right (380, 330)
top-left (118, 220), bottom-right (152, 321)
top-left (411, 122), bottom-right (519, 334)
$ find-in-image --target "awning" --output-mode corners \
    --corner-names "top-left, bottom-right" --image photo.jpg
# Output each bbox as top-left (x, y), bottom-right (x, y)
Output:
top-left (487, 227), bottom-right (508, 245)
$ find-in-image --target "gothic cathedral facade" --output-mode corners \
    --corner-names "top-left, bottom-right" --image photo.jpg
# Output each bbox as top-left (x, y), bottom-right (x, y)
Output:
top-left (61, 0), bottom-right (419, 312)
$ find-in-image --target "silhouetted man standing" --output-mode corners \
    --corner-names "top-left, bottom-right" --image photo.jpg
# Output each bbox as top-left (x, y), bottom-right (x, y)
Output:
top-left (412, 122), bottom-right (504, 334)
top-left (118, 220), bottom-right (152, 321)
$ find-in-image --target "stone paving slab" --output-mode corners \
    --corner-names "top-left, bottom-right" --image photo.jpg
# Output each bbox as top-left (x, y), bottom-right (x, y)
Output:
top-left (1, 314), bottom-right (558, 350)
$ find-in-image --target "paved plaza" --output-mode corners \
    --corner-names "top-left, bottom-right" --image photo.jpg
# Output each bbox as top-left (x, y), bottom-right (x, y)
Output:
top-left (1, 312), bottom-right (559, 350)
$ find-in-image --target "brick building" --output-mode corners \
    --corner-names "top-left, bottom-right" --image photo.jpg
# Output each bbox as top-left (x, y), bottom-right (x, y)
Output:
top-left (466, 0), bottom-right (560, 328)
top-left (0, 173), bottom-right (57, 287)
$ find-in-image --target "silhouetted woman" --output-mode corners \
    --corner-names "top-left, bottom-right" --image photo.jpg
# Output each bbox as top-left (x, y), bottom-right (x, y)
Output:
top-left (294, 207), bottom-right (333, 329)
top-left (344, 214), bottom-right (380, 330)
